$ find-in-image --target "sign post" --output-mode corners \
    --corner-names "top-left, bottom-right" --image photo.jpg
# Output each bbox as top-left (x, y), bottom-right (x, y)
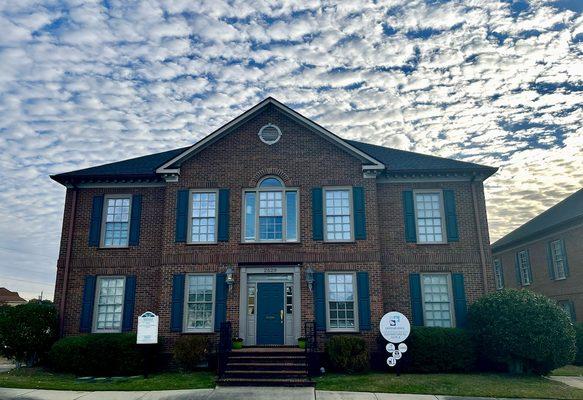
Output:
top-left (379, 311), bottom-right (410, 375)
top-left (137, 312), bottom-right (159, 378)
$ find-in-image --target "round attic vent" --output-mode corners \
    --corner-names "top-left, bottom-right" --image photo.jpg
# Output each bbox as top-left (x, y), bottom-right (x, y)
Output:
top-left (258, 124), bottom-right (282, 145)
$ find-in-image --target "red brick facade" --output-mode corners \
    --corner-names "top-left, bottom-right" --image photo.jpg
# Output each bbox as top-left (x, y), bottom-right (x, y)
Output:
top-left (53, 104), bottom-right (495, 353)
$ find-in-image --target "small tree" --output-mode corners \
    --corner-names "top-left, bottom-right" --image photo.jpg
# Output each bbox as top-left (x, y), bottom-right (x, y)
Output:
top-left (468, 289), bottom-right (575, 375)
top-left (0, 301), bottom-right (59, 367)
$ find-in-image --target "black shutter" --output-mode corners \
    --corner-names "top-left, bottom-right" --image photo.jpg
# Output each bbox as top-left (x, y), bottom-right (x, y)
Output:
top-left (128, 195), bottom-right (142, 246)
top-left (175, 190), bottom-right (189, 243)
top-left (314, 272), bottom-right (326, 330)
top-left (170, 274), bottom-right (185, 332)
top-left (80, 276), bottom-right (96, 332)
top-left (357, 272), bottom-right (371, 331)
top-left (122, 276), bottom-right (136, 332)
top-left (353, 187), bottom-right (366, 240)
top-left (88, 196), bottom-right (104, 247)
top-left (312, 188), bottom-right (323, 240)
top-left (214, 273), bottom-right (227, 331)
top-left (218, 189), bottom-right (230, 242)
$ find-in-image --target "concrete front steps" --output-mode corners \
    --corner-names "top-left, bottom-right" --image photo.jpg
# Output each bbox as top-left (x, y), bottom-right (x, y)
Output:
top-left (217, 346), bottom-right (313, 387)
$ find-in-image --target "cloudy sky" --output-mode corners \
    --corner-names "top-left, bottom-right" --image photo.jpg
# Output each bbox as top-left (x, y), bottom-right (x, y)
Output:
top-left (1, 0), bottom-right (581, 300)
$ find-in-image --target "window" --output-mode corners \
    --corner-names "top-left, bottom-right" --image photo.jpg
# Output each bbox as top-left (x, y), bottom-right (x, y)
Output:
top-left (518, 250), bottom-right (531, 285)
top-left (326, 273), bottom-right (358, 331)
top-left (102, 196), bottom-right (131, 247)
top-left (243, 177), bottom-right (298, 242)
top-left (559, 300), bottom-right (575, 322)
top-left (550, 240), bottom-right (566, 280)
top-left (188, 191), bottom-right (217, 243)
top-left (494, 259), bottom-right (504, 290)
top-left (184, 275), bottom-right (215, 332)
top-left (415, 192), bottom-right (445, 243)
top-left (324, 188), bottom-right (353, 241)
top-left (93, 276), bottom-right (125, 332)
top-left (286, 285), bottom-right (293, 314)
top-left (247, 286), bottom-right (255, 315)
top-left (421, 273), bottom-right (453, 327)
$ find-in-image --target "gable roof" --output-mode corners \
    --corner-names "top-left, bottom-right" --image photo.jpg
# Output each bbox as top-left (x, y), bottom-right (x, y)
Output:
top-left (492, 188), bottom-right (583, 252)
top-left (51, 97), bottom-right (497, 185)
top-left (0, 288), bottom-right (26, 304)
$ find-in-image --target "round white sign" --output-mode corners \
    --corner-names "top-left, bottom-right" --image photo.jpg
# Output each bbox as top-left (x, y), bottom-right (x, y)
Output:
top-left (387, 357), bottom-right (396, 367)
top-left (386, 343), bottom-right (395, 353)
top-left (393, 350), bottom-right (402, 360)
top-left (380, 312), bottom-right (411, 343)
top-left (398, 343), bottom-right (408, 353)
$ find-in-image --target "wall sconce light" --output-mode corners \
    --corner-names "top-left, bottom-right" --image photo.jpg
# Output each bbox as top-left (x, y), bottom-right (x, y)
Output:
top-left (225, 266), bottom-right (235, 291)
top-left (305, 267), bottom-right (315, 292)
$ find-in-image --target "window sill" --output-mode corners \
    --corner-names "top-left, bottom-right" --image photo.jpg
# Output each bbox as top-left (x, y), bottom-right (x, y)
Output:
top-left (240, 241), bottom-right (301, 245)
top-left (185, 242), bottom-right (219, 245)
top-left (414, 242), bottom-right (449, 245)
top-left (98, 246), bottom-right (130, 250)
top-left (521, 282), bottom-right (531, 286)
top-left (326, 329), bottom-right (360, 333)
top-left (181, 330), bottom-right (214, 334)
top-left (91, 330), bottom-right (122, 334)
top-left (554, 277), bottom-right (567, 281)
top-left (323, 240), bottom-right (356, 244)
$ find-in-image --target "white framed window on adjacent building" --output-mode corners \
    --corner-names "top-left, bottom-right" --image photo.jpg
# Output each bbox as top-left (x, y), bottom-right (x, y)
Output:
top-left (421, 273), bottom-right (454, 327)
top-left (550, 240), bottom-right (567, 280)
top-left (414, 191), bottom-right (446, 244)
top-left (93, 276), bottom-right (125, 333)
top-left (517, 250), bottom-right (531, 286)
top-left (494, 259), bottom-right (504, 290)
top-left (183, 274), bottom-right (215, 333)
top-left (101, 195), bottom-right (132, 247)
top-left (326, 272), bottom-right (358, 332)
top-left (242, 176), bottom-right (298, 243)
top-left (188, 190), bottom-right (218, 244)
top-left (324, 188), bottom-right (353, 242)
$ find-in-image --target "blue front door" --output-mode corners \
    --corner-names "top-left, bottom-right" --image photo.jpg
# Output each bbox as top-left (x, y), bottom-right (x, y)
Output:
top-left (257, 283), bottom-right (284, 345)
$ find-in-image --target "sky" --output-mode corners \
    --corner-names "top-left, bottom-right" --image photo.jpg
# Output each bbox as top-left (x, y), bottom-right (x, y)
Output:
top-left (0, 0), bottom-right (581, 300)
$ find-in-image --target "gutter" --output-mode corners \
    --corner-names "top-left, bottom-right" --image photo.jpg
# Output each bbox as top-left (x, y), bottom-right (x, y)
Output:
top-left (470, 174), bottom-right (490, 293)
top-left (58, 187), bottom-right (77, 336)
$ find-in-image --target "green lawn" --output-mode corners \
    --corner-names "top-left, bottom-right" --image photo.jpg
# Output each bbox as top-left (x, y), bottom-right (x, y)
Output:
top-left (315, 372), bottom-right (583, 399)
top-left (0, 368), bottom-right (215, 391)
top-left (553, 365), bottom-right (583, 377)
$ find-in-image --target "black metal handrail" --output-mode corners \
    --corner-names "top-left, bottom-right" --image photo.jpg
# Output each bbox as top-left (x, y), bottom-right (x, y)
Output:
top-left (218, 321), bottom-right (232, 378)
top-left (304, 320), bottom-right (318, 376)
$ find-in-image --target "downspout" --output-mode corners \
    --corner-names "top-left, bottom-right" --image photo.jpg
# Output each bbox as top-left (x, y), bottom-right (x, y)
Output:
top-left (470, 175), bottom-right (489, 293)
top-left (59, 186), bottom-right (77, 336)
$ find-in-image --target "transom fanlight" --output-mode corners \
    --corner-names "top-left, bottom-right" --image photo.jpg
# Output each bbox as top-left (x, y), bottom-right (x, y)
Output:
top-left (258, 124), bottom-right (282, 145)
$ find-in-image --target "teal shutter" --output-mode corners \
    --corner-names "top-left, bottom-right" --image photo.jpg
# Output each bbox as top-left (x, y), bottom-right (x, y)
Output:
top-left (122, 276), bottom-right (136, 332)
top-left (214, 273), bottom-right (227, 332)
top-left (547, 242), bottom-right (555, 280)
top-left (88, 196), bottom-right (104, 247)
top-left (525, 249), bottom-right (533, 283)
top-left (403, 191), bottom-right (417, 242)
top-left (443, 190), bottom-right (459, 242)
top-left (409, 274), bottom-right (424, 326)
top-left (562, 240), bottom-right (570, 277)
top-left (80, 275), bottom-right (96, 332)
top-left (170, 274), bottom-right (185, 332)
top-left (128, 195), bottom-right (142, 246)
top-left (218, 189), bottom-right (230, 242)
top-left (353, 187), bottom-right (366, 240)
top-left (312, 188), bottom-right (323, 240)
top-left (175, 190), bottom-right (189, 243)
top-left (452, 273), bottom-right (467, 328)
top-left (357, 272), bottom-right (371, 330)
top-left (314, 272), bottom-right (326, 330)
top-left (515, 252), bottom-right (522, 285)
top-left (568, 302), bottom-right (576, 322)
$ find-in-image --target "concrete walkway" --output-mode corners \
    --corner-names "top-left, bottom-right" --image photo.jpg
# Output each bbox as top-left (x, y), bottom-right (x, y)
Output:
top-left (0, 387), bottom-right (551, 400)
top-left (549, 375), bottom-right (583, 390)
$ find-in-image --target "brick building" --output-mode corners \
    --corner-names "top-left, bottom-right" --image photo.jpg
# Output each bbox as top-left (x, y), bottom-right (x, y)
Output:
top-left (51, 98), bottom-right (496, 363)
top-left (492, 188), bottom-right (583, 322)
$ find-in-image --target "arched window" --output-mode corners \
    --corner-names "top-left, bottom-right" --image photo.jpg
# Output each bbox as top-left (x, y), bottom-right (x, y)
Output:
top-left (243, 176), bottom-right (298, 242)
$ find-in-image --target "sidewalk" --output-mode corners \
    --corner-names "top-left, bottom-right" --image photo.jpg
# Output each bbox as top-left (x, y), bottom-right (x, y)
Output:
top-left (0, 386), bottom-right (548, 400)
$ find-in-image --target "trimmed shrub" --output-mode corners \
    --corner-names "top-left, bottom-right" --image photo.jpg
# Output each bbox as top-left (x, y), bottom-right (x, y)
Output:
top-left (0, 301), bottom-right (58, 367)
top-left (325, 336), bottom-right (369, 373)
top-left (574, 323), bottom-right (583, 366)
top-left (468, 289), bottom-right (575, 375)
top-left (173, 336), bottom-right (209, 370)
top-left (405, 327), bottom-right (476, 373)
top-left (49, 333), bottom-right (157, 376)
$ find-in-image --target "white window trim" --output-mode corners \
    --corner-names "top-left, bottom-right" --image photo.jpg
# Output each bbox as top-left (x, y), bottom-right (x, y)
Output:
top-left (550, 239), bottom-right (566, 281)
top-left (92, 276), bottom-right (126, 333)
top-left (420, 272), bottom-right (456, 328)
top-left (518, 250), bottom-right (531, 286)
top-left (323, 186), bottom-right (354, 243)
top-left (325, 272), bottom-right (359, 333)
top-left (493, 259), bottom-right (504, 290)
top-left (413, 189), bottom-right (447, 245)
top-left (241, 176), bottom-right (300, 243)
top-left (182, 273), bottom-right (216, 333)
top-left (187, 189), bottom-right (219, 245)
top-left (100, 194), bottom-right (132, 248)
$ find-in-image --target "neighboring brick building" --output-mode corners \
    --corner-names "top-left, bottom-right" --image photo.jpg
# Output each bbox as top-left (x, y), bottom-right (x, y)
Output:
top-left (0, 288), bottom-right (27, 306)
top-left (51, 98), bottom-right (497, 356)
top-left (492, 188), bottom-right (583, 322)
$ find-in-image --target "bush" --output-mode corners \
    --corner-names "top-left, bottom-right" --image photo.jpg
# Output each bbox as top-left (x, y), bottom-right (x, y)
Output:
top-left (325, 336), bottom-right (369, 373)
top-left (405, 327), bottom-right (476, 373)
top-left (0, 301), bottom-right (58, 366)
top-left (49, 333), bottom-right (157, 376)
top-left (468, 289), bottom-right (575, 375)
top-left (574, 323), bottom-right (583, 366)
top-left (173, 336), bottom-right (209, 370)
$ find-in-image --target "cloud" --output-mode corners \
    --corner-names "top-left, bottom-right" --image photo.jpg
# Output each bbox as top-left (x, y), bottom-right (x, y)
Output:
top-left (0, 0), bottom-right (581, 299)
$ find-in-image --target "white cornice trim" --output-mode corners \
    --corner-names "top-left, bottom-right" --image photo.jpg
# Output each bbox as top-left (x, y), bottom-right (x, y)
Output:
top-left (66, 182), bottom-right (166, 189)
